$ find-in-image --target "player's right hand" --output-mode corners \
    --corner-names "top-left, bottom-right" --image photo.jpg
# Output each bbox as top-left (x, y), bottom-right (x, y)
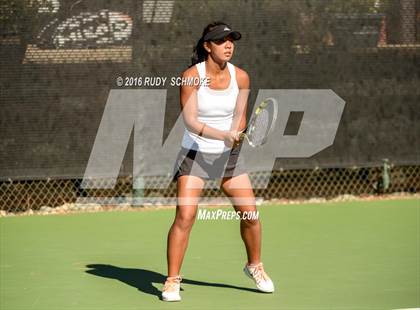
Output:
top-left (224, 130), bottom-right (241, 148)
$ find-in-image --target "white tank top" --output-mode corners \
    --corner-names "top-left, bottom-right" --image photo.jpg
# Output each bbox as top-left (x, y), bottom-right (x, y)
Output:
top-left (181, 61), bottom-right (239, 153)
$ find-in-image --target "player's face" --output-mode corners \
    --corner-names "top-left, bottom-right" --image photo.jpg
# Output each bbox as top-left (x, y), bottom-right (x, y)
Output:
top-left (206, 35), bottom-right (235, 62)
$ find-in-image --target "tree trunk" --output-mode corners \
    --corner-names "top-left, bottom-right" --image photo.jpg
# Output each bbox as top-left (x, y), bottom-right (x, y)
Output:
top-left (400, 0), bottom-right (416, 44)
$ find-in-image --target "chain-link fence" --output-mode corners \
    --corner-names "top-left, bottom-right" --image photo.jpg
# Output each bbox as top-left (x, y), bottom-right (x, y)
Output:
top-left (1, 164), bottom-right (418, 213)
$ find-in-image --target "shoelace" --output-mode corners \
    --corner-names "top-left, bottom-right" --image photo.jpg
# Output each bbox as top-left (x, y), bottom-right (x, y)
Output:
top-left (163, 275), bottom-right (182, 292)
top-left (249, 263), bottom-right (269, 283)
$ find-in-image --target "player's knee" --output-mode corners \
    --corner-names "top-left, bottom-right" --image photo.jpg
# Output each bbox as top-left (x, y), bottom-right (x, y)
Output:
top-left (240, 216), bottom-right (259, 227)
top-left (175, 212), bottom-right (196, 230)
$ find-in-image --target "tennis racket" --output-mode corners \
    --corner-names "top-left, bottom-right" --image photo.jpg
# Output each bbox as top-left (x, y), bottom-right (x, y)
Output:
top-left (239, 97), bottom-right (278, 147)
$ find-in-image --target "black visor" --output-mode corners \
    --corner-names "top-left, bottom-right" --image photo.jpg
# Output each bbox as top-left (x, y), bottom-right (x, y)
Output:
top-left (203, 25), bottom-right (242, 42)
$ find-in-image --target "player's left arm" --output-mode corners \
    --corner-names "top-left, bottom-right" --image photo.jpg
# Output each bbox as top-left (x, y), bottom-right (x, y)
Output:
top-left (230, 67), bottom-right (250, 134)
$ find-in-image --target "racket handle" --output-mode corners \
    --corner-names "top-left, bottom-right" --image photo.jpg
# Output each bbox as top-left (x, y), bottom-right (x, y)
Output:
top-left (239, 132), bottom-right (249, 144)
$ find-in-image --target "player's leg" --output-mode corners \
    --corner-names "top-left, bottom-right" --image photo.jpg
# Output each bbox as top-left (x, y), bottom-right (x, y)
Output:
top-left (163, 175), bottom-right (205, 301)
top-left (221, 173), bottom-right (260, 264)
top-left (221, 173), bottom-right (274, 293)
top-left (167, 175), bottom-right (205, 276)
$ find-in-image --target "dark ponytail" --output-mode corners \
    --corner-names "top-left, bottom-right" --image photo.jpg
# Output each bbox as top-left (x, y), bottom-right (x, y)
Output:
top-left (190, 37), bottom-right (207, 67)
top-left (190, 21), bottom-right (231, 67)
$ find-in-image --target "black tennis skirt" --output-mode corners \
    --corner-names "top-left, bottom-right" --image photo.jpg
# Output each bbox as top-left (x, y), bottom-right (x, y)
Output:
top-left (172, 141), bottom-right (247, 181)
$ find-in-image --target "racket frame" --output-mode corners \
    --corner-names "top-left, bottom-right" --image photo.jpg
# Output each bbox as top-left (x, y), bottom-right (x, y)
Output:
top-left (239, 97), bottom-right (278, 147)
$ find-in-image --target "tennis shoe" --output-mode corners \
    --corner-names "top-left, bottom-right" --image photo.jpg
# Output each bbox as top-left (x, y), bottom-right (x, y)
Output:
top-left (161, 275), bottom-right (182, 301)
top-left (243, 262), bottom-right (274, 293)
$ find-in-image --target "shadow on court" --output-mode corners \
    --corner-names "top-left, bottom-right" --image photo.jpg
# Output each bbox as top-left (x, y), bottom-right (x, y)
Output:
top-left (85, 264), bottom-right (260, 299)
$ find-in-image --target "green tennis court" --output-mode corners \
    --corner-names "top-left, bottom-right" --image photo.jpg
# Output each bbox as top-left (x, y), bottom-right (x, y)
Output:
top-left (1, 198), bottom-right (419, 310)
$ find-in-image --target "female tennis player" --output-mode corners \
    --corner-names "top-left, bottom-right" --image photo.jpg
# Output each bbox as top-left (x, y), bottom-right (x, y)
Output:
top-left (162, 21), bottom-right (274, 302)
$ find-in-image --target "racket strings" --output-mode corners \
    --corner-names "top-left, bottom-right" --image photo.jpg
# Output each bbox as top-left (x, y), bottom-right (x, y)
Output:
top-left (243, 98), bottom-right (278, 147)
top-left (250, 109), bottom-right (270, 146)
